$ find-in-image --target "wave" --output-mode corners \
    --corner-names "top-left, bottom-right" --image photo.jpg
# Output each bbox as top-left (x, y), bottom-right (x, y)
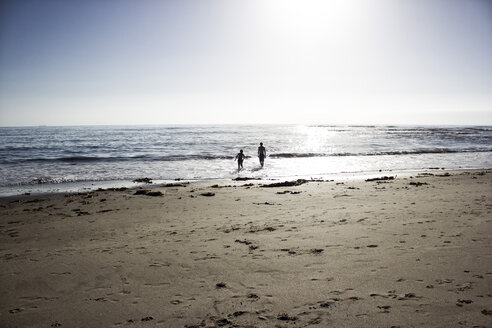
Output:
top-left (271, 148), bottom-right (492, 158)
top-left (2, 148), bottom-right (491, 164)
top-left (2, 154), bottom-right (235, 164)
top-left (28, 176), bottom-right (77, 185)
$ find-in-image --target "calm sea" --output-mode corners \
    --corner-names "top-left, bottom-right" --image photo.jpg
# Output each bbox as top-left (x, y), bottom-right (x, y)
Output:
top-left (0, 125), bottom-right (491, 196)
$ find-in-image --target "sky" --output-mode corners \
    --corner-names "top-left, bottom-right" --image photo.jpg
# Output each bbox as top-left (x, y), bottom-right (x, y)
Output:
top-left (0, 0), bottom-right (491, 126)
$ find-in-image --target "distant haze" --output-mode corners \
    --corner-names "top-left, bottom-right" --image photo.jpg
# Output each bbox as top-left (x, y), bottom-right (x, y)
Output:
top-left (1, 0), bottom-right (491, 126)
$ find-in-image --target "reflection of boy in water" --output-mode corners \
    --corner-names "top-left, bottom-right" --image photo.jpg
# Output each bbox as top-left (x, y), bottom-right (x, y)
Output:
top-left (235, 149), bottom-right (245, 171)
top-left (258, 142), bottom-right (266, 167)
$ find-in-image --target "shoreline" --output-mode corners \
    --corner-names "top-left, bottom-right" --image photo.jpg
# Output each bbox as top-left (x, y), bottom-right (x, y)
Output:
top-left (1, 169), bottom-right (491, 327)
top-left (1, 167), bottom-right (489, 199)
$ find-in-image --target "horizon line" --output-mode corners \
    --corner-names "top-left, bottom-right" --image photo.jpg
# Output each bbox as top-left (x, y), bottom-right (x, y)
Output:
top-left (1, 123), bottom-right (491, 128)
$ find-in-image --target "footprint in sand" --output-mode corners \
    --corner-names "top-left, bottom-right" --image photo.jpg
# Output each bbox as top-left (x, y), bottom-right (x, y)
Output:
top-left (216, 282), bottom-right (227, 288)
top-left (277, 313), bottom-right (297, 321)
top-left (9, 308), bottom-right (23, 314)
top-left (456, 299), bottom-right (473, 307)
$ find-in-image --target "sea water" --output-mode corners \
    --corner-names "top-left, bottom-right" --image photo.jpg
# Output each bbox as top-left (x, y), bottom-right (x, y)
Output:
top-left (0, 125), bottom-right (491, 196)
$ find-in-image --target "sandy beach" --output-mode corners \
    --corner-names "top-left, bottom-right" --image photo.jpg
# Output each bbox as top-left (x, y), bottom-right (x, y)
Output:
top-left (1, 170), bottom-right (491, 328)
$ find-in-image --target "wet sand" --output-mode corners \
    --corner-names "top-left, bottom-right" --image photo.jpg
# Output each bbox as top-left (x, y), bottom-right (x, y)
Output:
top-left (1, 170), bottom-right (491, 327)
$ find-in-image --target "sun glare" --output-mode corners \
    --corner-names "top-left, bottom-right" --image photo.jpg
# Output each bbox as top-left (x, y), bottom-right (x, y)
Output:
top-left (261, 0), bottom-right (361, 39)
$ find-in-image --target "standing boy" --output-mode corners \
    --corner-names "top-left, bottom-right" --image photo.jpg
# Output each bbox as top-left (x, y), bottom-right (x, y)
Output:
top-left (258, 142), bottom-right (266, 167)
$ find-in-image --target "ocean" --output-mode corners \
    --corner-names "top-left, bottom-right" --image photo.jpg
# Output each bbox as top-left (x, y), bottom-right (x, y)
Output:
top-left (0, 125), bottom-right (491, 196)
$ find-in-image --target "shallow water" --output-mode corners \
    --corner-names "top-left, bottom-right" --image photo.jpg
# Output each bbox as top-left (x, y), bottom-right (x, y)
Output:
top-left (1, 124), bottom-right (491, 195)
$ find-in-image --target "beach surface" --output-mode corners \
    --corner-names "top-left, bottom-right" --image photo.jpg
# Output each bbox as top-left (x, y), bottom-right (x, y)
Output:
top-left (1, 170), bottom-right (491, 328)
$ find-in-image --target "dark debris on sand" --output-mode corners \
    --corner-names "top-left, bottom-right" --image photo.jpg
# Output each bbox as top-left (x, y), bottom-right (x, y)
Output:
top-left (133, 177), bottom-right (152, 183)
top-left (365, 176), bottom-right (395, 182)
top-left (145, 191), bottom-right (163, 196)
top-left (216, 318), bottom-right (231, 326)
top-left (277, 190), bottom-right (302, 194)
top-left (233, 177), bottom-right (260, 181)
top-left (277, 313), bottom-right (297, 321)
top-left (210, 184), bottom-right (232, 188)
top-left (409, 181), bottom-right (429, 187)
top-left (216, 282), bottom-right (227, 288)
top-left (163, 182), bottom-right (189, 187)
top-left (141, 316), bottom-right (153, 321)
top-left (97, 187), bottom-right (128, 191)
top-left (134, 190), bottom-right (163, 196)
top-left (261, 179), bottom-right (308, 188)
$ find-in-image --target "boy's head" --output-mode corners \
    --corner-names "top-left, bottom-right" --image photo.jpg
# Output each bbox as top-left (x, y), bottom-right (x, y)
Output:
top-left (240, 149), bottom-right (243, 153)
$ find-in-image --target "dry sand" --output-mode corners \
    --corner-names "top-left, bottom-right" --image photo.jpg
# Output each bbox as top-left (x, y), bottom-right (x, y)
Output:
top-left (1, 170), bottom-right (491, 328)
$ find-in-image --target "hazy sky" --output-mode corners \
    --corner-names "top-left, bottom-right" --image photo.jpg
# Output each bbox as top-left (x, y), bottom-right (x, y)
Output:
top-left (1, 0), bottom-right (491, 126)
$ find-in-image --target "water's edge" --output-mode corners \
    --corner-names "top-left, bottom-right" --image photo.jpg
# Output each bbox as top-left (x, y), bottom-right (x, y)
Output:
top-left (2, 167), bottom-right (489, 198)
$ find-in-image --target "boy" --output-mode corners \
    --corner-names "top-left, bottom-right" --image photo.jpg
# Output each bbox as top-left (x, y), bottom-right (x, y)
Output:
top-left (258, 142), bottom-right (266, 167)
top-left (235, 149), bottom-right (245, 171)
